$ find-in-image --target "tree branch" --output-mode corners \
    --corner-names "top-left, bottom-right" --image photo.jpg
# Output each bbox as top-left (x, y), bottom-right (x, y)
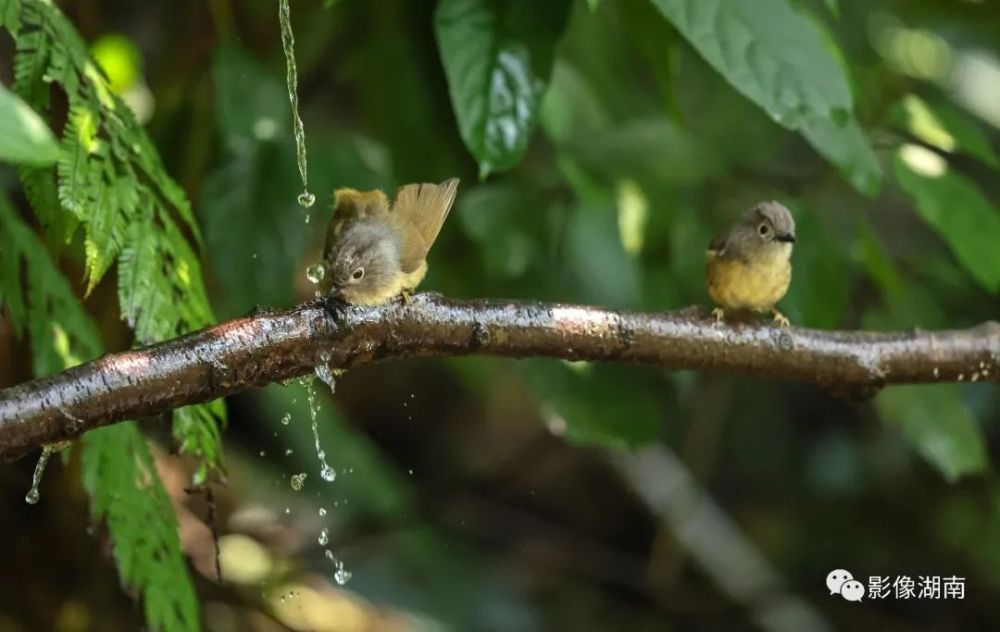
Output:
top-left (1, 294), bottom-right (997, 461)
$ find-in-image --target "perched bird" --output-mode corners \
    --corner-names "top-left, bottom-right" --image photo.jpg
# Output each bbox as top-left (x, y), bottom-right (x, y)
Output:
top-left (706, 201), bottom-right (796, 327)
top-left (322, 178), bottom-right (459, 305)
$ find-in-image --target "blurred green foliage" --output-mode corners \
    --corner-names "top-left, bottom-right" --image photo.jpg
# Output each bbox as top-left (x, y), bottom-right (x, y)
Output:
top-left (1, 0), bottom-right (999, 630)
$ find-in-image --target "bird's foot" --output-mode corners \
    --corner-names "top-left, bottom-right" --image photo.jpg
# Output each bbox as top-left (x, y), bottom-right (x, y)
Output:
top-left (771, 308), bottom-right (790, 328)
top-left (711, 307), bottom-right (725, 324)
top-left (399, 290), bottom-right (413, 305)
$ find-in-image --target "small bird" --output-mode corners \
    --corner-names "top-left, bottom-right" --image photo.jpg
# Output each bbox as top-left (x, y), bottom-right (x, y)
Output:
top-left (706, 201), bottom-right (796, 327)
top-left (322, 178), bottom-right (459, 305)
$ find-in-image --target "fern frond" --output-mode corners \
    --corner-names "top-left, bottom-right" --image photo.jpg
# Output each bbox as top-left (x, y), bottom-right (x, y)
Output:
top-left (82, 422), bottom-right (200, 632)
top-left (6, 0), bottom-right (226, 473)
top-left (0, 0), bottom-right (21, 34)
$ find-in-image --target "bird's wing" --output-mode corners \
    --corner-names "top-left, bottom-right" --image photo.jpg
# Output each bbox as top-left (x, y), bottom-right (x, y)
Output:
top-left (706, 234), bottom-right (728, 258)
top-left (387, 178), bottom-right (460, 274)
top-left (324, 188), bottom-right (390, 259)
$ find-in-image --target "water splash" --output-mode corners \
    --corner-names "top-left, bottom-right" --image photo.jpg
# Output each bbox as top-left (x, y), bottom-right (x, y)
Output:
top-left (318, 507), bottom-right (327, 517)
top-left (303, 377), bottom-right (336, 483)
top-left (25, 445), bottom-right (56, 505)
top-left (324, 550), bottom-right (352, 585)
top-left (278, 0), bottom-right (313, 217)
top-left (281, 413), bottom-right (291, 426)
top-left (305, 263), bottom-right (325, 285)
top-left (290, 473), bottom-right (307, 491)
top-left (318, 528), bottom-right (329, 546)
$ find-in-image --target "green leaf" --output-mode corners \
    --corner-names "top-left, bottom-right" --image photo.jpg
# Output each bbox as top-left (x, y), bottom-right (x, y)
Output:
top-left (174, 401), bottom-right (226, 485)
top-left (0, 0), bottom-right (23, 34)
top-left (0, 201), bottom-right (29, 334)
top-left (877, 385), bottom-right (989, 482)
top-left (0, 195), bottom-right (100, 372)
top-left (889, 94), bottom-right (1000, 169)
top-left (435, 0), bottom-right (572, 176)
top-left (893, 150), bottom-right (1000, 292)
top-left (0, 82), bottom-right (59, 166)
top-left (651, 0), bottom-right (881, 195)
top-left (82, 423), bottom-right (200, 632)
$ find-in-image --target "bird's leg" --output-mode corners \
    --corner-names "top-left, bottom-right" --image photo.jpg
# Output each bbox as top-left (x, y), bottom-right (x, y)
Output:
top-left (711, 307), bottom-right (725, 324)
top-left (399, 289), bottom-right (413, 305)
top-left (771, 308), bottom-right (790, 328)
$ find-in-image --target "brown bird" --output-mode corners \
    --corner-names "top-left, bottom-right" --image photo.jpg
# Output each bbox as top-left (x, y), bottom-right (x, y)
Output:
top-left (322, 178), bottom-right (459, 305)
top-left (706, 201), bottom-right (796, 327)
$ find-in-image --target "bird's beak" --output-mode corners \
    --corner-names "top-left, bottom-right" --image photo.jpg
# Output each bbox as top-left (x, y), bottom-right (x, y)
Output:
top-left (777, 233), bottom-right (796, 243)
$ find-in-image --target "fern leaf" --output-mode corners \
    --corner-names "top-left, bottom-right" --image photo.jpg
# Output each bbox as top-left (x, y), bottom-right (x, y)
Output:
top-left (0, 0), bottom-right (21, 34)
top-left (82, 422), bottom-right (200, 632)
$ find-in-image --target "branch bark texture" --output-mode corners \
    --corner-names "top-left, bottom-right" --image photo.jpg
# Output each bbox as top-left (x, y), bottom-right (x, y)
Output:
top-left (1, 294), bottom-right (997, 461)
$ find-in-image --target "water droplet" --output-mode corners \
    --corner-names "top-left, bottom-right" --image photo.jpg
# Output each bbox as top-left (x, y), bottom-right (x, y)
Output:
top-left (305, 379), bottom-right (336, 483)
top-left (285, 449), bottom-right (293, 456)
top-left (320, 464), bottom-right (336, 482)
top-left (318, 528), bottom-right (329, 546)
top-left (25, 446), bottom-right (55, 505)
top-left (259, 450), bottom-right (266, 457)
top-left (281, 413), bottom-right (292, 426)
top-left (335, 567), bottom-right (352, 586)
top-left (319, 507), bottom-right (327, 516)
top-left (285, 507), bottom-right (291, 514)
top-left (278, 0), bottom-right (312, 213)
top-left (408, 469), bottom-right (414, 476)
top-left (306, 264), bottom-right (325, 285)
top-left (290, 473), bottom-right (307, 491)
top-left (324, 550), bottom-right (352, 585)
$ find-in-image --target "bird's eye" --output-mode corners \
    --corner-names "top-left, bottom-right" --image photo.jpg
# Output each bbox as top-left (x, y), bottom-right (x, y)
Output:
top-left (352, 268), bottom-right (364, 280)
top-left (758, 223), bottom-right (770, 236)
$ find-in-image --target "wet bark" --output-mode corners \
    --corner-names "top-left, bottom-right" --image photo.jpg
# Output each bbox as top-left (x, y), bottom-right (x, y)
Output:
top-left (1, 294), bottom-right (997, 461)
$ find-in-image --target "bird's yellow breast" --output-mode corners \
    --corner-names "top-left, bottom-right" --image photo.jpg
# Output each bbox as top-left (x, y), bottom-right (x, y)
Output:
top-left (706, 248), bottom-right (791, 313)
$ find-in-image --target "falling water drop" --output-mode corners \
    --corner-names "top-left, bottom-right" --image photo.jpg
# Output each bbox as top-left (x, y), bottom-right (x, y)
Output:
top-left (304, 377), bottom-right (336, 483)
top-left (278, 0), bottom-right (313, 220)
top-left (281, 413), bottom-right (292, 426)
top-left (324, 550), bottom-right (352, 585)
top-left (290, 473), bottom-right (307, 491)
top-left (318, 528), bottom-right (329, 546)
top-left (305, 264), bottom-right (325, 285)
top-left (25, 445), bottom-right (55, 505)
top-left (318, 507), bottom-right (327, 517)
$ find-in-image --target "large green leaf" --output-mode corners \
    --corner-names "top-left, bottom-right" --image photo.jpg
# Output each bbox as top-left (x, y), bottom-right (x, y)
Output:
top-left (0, 81), bottom-right (59, 166)
top-left (650, 0), bottom-right (881, 196)
top-left (877, 385), bottom-right (988, 482)
top-left (435, 0), bottom-right (572, 177)
top-left (893, 150), bottom-right (1000, 292)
